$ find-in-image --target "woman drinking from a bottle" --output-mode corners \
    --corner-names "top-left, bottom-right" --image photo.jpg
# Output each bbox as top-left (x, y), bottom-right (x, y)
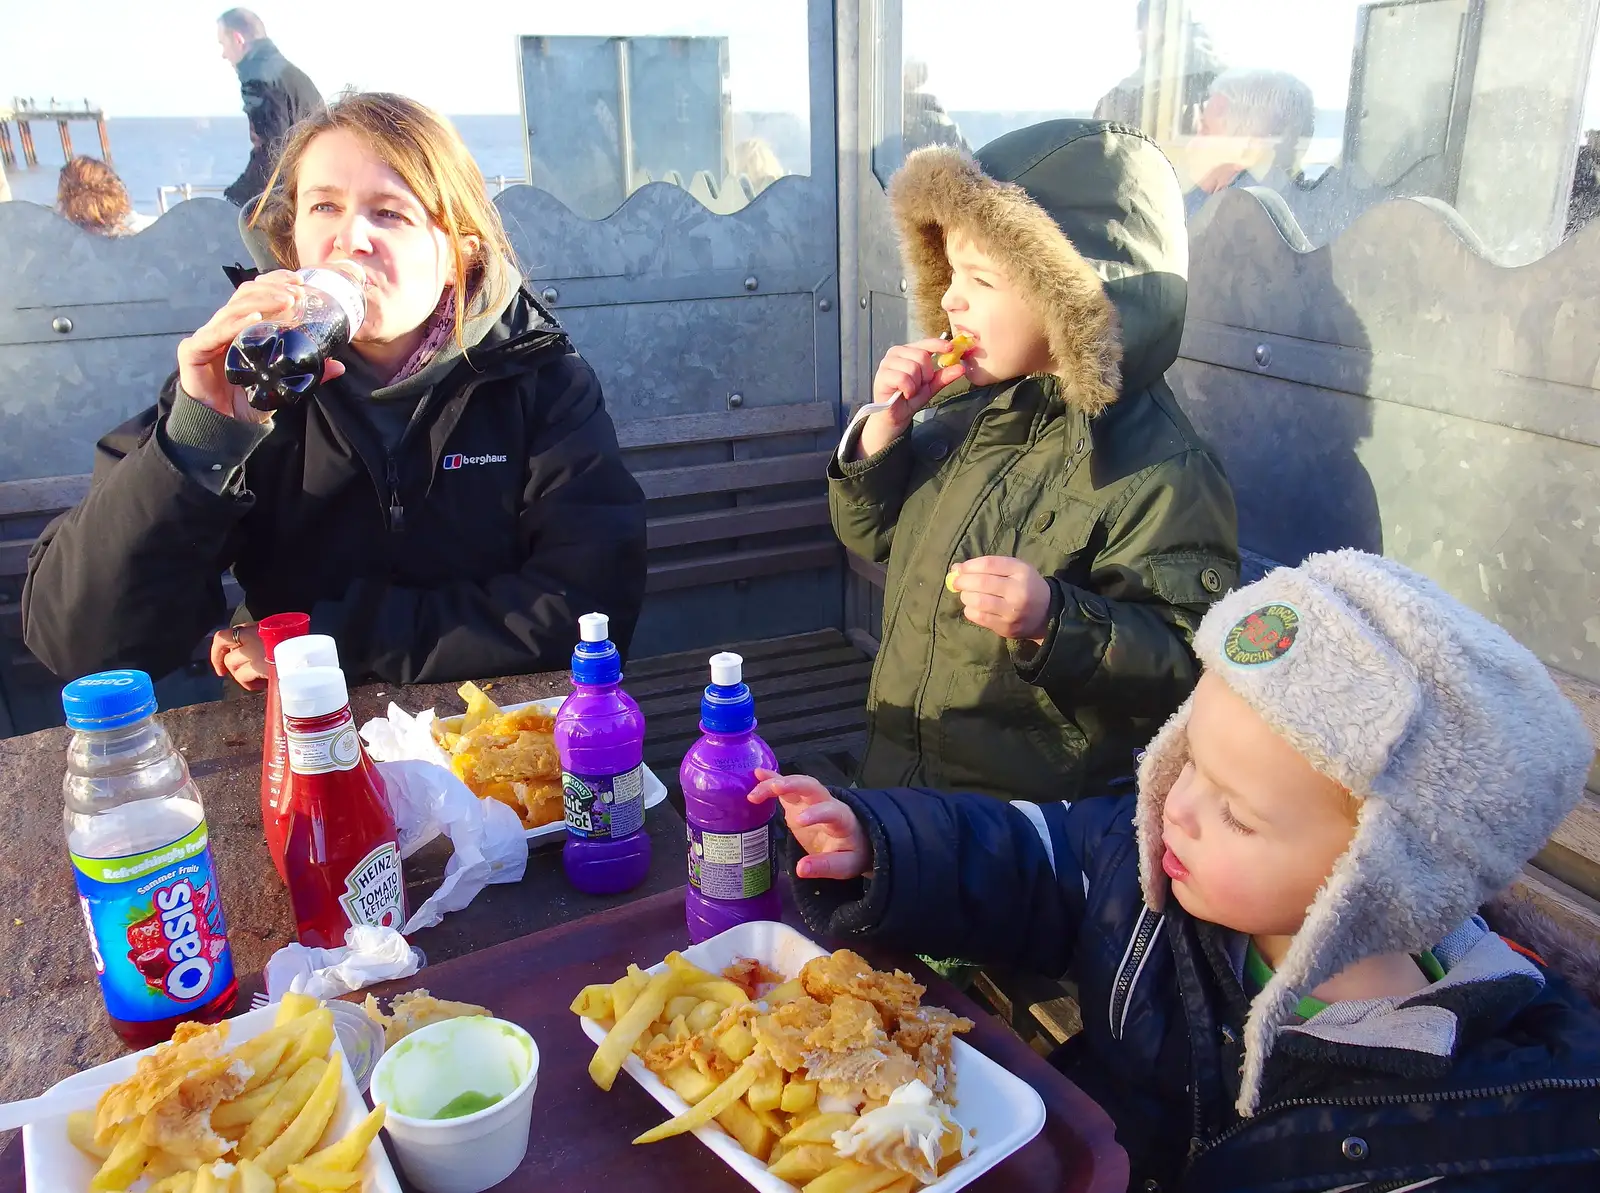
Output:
top-left (24, 92), bottom-right (647, 689)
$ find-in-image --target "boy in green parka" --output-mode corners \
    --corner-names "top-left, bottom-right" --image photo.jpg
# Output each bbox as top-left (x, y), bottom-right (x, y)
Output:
top-left (834, 120), bottom-right (1238, 802)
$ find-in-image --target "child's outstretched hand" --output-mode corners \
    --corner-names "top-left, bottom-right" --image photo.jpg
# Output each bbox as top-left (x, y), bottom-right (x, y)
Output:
top-left (947, 556), bottom-right (1052, 644)
top-left (748, 769), bottom-right (872, 881)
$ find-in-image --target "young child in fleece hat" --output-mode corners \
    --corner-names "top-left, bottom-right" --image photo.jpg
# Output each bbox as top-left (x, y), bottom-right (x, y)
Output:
top-left (753, 549), bottom-right (1600, 1192)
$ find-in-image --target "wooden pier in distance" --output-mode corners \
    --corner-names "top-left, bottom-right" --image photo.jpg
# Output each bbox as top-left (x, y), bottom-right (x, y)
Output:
top-left (0, 98), bottom-right (112, 169)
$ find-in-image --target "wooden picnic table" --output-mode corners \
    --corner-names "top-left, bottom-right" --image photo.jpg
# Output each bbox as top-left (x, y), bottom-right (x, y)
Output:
top-left (0, 646), bottom-right (1130, 1191)
top-left (0, 668), bottom-right (687, 1162)
top-left (349, 886), bottom-right (1129, 1192)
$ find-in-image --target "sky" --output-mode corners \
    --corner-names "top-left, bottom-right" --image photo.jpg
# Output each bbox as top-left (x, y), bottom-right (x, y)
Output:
top-left (4, 0), bottom-right (1599, 123)
top-left (903, 0), bottom-right (1373, 113)
top-left (1, 0), bottom-right (813, 117)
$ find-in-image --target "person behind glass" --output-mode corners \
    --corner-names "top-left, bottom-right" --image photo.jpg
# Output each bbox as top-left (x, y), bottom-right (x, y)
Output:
top-left (23, 92), bottom-right (648, 691)
top-left (217, 7), bottom-right (325, 207)
top-left (57, 156), bottom-right (157, 237)
top-left (1184, 68), bottom-right (1315, 220)
top-left (1094, 0), bottom-right (1225, 134)
top-left (832, 121), bottom-right (1238, 805)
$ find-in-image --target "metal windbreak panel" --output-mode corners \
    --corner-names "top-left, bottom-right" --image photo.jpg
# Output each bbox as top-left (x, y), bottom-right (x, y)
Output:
top-left (503, 0), bottom-right (842, 654)
top-left (0, 198), bottom-right (241, 482)
top-left (1175, 190), bottom-right (1600, 685)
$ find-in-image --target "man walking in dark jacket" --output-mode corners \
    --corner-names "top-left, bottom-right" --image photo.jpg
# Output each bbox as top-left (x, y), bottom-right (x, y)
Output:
top-left (217, 8), bottom-right (324, 206)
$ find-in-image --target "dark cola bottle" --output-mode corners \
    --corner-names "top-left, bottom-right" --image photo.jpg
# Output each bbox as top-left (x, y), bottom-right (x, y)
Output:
top-left (224, 261), bottom-right (367, 411)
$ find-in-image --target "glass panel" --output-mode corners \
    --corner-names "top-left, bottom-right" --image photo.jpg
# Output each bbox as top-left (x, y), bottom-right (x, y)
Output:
top-left (0, 1), bottom-right (810, 226)
top-left (875, 0), bottom-right (1148, 185)
top-left (886, 0), bottom-right (1600, 265)
top-left (516, 3), bottom-right (811, 218)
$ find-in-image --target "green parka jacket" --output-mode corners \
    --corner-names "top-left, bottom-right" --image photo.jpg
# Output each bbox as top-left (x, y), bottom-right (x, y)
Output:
top-left (831, 121), bottom-right (1239, 802)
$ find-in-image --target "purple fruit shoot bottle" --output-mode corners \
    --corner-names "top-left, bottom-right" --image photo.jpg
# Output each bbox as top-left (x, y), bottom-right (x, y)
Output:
top-left (682, 652), bottom-right (782, 942)
top-left (557, 613), bottom-right (651, 895)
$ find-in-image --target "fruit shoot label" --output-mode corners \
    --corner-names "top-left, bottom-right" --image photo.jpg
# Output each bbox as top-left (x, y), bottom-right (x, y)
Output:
top-left (70, 821), bottom-right (235, 1022)
top-left (563, 765), bottom-right (645, 840)
top-left (687, 823), bottom-right (773, 900)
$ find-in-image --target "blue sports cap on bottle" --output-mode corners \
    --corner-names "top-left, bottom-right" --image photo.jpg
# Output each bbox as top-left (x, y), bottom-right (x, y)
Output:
top-left (571, 612), bottom-right (622, 685)
top-left (61, 669), bottom-right (159, 731)
top-left (700, 652), bottom-right (756, 734)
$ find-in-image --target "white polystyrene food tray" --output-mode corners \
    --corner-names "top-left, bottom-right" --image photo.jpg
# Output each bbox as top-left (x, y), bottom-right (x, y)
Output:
top-left (579, 920), bottom-right (1046, 1193)
top-left (23, 1003), bottom-right (400, 1193)
top-left (433, 696), bottom-right (669, 844)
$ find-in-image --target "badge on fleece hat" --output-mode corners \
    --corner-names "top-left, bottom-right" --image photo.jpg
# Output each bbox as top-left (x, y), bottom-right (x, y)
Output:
top-left (1222, 602), bottom-right (1300, 667)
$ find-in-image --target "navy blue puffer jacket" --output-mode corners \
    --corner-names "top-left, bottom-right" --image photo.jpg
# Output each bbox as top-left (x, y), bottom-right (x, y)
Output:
top-left (788, 789), bottom-right (1600, 1193)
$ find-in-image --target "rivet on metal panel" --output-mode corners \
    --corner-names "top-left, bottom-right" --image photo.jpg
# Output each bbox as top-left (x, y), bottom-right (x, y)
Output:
top-left (728, 393), bottom-right (744, 409)
top-left (818, 298), bottom-right (832, 312)
top-left (744, 276), bottom-right (759, 291)
top-left (52, 316), bottom-right (73, 334)
top-left (860, 296), bottom-right (868, 309)
top-left (1253, 343), bottom-right (1272, 368)
top-left (899, 278), bottom-right (908, 293)
top-left (540, 287), bottom-right (558, 305)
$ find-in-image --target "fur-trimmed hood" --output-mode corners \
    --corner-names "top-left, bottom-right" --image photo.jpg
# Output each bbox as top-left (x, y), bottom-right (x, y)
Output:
top-left (888, 119), bottom-right (1188, 413)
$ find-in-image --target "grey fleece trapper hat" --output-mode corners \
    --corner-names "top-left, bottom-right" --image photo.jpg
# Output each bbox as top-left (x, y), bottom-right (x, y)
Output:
top-left (1134, 549), bottom-right (1594, 1115)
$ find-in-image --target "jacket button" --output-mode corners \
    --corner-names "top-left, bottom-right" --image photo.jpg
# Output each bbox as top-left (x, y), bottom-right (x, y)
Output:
top-left (1075, 438), bottom-right (1085, 453)
top-left (1080, 595), bottom-right (1111, 623)
top-left (925, 439), bottom-right (950, 462)
top-left (1032, 510), bottom-right (1055, 532)
top-left (1141, 1181), bottom-right (1162, 1193)
top-left (1341, 1136), bottom-right (1369, 1161)
top-left (1201, 567), bottom-right (1223, 593)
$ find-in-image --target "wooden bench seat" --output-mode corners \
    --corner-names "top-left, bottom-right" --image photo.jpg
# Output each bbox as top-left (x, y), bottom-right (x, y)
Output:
top-left (619, 403), bottom-right (839, 595)
top-left (621, 628), bottom-right (870, 802)
top-left (0, 400), bottom-right (846, 735)
top-left (0, 474), bottom-right (245, 735)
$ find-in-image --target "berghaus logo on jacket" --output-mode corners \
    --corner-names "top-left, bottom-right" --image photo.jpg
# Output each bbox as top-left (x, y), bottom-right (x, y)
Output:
top-left (442, 453), bottom-right (509, 470)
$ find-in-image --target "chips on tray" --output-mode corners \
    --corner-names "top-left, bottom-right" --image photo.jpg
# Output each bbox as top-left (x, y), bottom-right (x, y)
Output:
top-left (431, 682), bottom-right (564, 830)
top-left (573, 949), bottom-right (974, 1192)
top-left (66, 992), bottom-right (387, 1193)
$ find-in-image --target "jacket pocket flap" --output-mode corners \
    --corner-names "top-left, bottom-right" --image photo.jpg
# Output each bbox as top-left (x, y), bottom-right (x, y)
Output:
top-left (1147, 553), bottom-right (1239, 606)
top-left (1036, 495), bottom-right (1099, 556)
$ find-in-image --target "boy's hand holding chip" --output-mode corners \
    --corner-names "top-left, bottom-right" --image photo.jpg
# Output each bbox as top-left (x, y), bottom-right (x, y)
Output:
top-left (858, 339), bottom-right (970, 459)
top-left (748, 769), bottom-right (872, 881)
top-left (947, 556), bottom-right (1052, 644)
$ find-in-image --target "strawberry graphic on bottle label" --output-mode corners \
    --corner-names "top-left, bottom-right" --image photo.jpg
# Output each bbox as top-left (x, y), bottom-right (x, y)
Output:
top-left (125, 905), bottom-right (172, 992)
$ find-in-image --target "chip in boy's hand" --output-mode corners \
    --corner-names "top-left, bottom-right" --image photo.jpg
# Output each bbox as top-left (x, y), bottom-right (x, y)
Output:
top-left (934, 334), bottom-right (974, 370)
top-left (573, 948), bottom-right (972, 1191)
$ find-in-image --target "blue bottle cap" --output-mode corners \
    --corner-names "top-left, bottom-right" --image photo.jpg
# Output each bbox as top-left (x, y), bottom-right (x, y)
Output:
top-left (701, 652), bottom-right (755, 734)
top-left (61, 670), bottom-right (158, 731)
top-left (571, 612), bottom-right (621, 685)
